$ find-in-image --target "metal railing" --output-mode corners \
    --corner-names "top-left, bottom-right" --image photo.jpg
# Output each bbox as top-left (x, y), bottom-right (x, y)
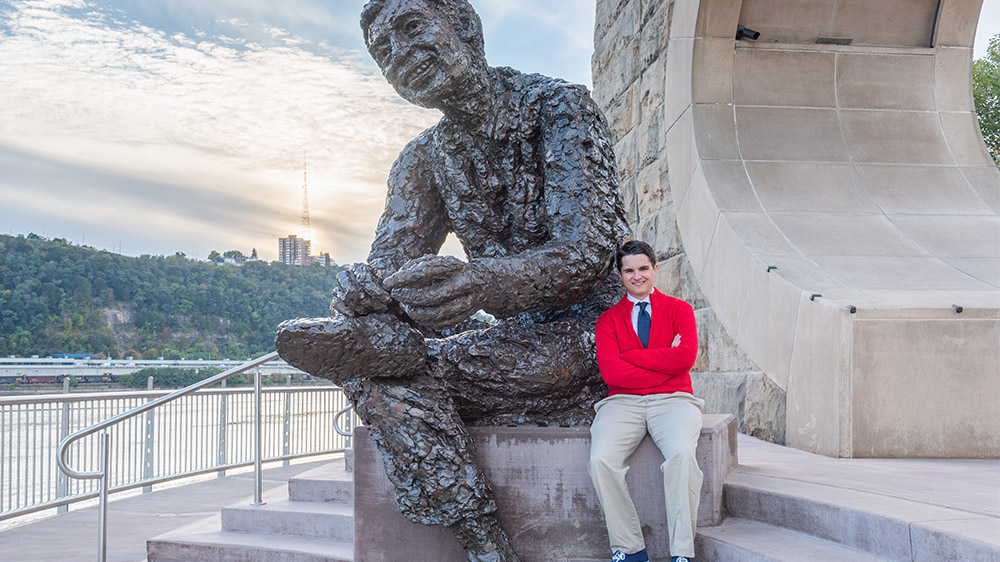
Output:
top-left (0, 352), bottom-right (356, 561)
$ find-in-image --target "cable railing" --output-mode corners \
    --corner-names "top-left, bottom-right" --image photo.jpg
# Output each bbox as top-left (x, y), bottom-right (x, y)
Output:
top-left (0, 351), bottom-right (357, 562)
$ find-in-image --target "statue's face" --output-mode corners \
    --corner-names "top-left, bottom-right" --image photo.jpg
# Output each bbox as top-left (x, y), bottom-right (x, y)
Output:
top-left (365, 0), bottom-right (481, 108)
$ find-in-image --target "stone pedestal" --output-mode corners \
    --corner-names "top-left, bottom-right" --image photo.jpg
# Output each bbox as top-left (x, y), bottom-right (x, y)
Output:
top-left (353, 414), bottom-right (737, 562)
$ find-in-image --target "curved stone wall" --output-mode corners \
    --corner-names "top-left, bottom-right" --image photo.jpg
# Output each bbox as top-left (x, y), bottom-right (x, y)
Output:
top-left (594, 0), bottom-right (999, 457)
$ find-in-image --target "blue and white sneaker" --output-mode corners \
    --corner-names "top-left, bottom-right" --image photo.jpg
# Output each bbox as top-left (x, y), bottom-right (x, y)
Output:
top-left (610, 549), bottom-right (649, 562)
top-left (671, 557), bottom-right (692, 562)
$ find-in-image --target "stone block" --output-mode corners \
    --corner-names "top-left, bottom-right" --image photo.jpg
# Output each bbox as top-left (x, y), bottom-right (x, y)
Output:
top-left (935, 47), bottom-right (975, 112)
top-left (655, 253), bottom-right (710, 311)
top-left (745, 161), bottom-right (881, 214)
top-left (934, 0), bottom-right (983, 47)
top-left (664, 37), bottom-right (694, 129)
top-left (669, 0), bottom-right (698, 39)
top-left (700, 159), bottom-right (762, 212)
top-left (836, 52), bottom-right (935, 111)
top-left (744, 372), bottom-right (786, 444)
top-left (941, 110), bottom-right (996, 166)
top-left (840, 109), bottom-right (953, 164)
top-left (637, 103), bottom-right (665, 167)
top-left (638, 3), bottom-right (665, 67)
top-left (851, 317), bottom-right (1000, 458)
top-left (693, 103), bottom-right (740, 160)
top-left (735, 0), bottom-right (838, 44)
top-left (691, 372), bottom-right (746, 425)
top-left (811, 256), bottom-right (997, 292)
top-left (692, 38), bottom-right (734, 104)
top-left (769, 214), bottom-right (926, 257)
top-left (605, 81), bottom-right (640, 142)
top-left (352, 416), bottom-right (738, 562)
top-left (832, 0), bottom-right (938, 47)
top-left (700, 216), bottom-right (753, 331)
top-left (785, 298), bottom-right (851, 457)
top-left (723, 212), bottom-right (797, 257)
top-left (635, 159), bottom-right (671, 221)
top-left (733, 256), bottom-right (801, 388)
top-left (614, 127), bottom-right (639, 180)
top-left (638, 56), bottom-right (665, 123)
top-left (695, 0), bottom-right (742, 39)
top-left (961, 165), bottom-right (1000, 213)
top-left (593, 33), bottom-right (641, 111)
top-left (694, 299), bottom-right (759, 374)
top-left (676, 161), bottom-right (720, 277)
top-left (620, 175), bottom-right (640, 225)
top-left (854, 163), bottom-right (993, 215)
top-left (664, 106), bottom-right (696, 204)
top-left (890, 215), bottom-right (1000, 258)
top-left (943, 257), bottom-right (1000, 288)
top-left (755, 253), bottom-right (848, 295)
top-left (734, 48), bottom-right (836, 108)
top-left (736, 107), bottom-right (848, 162)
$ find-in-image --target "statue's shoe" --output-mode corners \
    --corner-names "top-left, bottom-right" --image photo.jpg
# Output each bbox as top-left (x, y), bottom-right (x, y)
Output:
top-left (275, 314), bottom-right (426, 385)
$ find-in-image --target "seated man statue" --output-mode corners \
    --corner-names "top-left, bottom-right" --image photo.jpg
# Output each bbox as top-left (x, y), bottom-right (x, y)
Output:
top-left (276, 1), bottom-right (629, 561)
top-left (590, 240), bottom-right (703, 562)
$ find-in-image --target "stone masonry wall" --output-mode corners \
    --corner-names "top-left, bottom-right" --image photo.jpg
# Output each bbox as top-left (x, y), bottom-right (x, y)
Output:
top-left (592, 0), bottom-right (785, 443)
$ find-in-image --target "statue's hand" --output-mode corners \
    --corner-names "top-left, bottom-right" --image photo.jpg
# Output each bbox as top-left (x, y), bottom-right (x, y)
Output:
top-left (383, 255), bottom-right (487, 329)
top-left (330, 263), bottom-right (392, 317)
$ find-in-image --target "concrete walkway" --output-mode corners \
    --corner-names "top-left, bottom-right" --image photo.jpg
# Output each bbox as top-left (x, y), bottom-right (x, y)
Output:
top-left (2, 439), bottom-right (998, 562)
top-left (736, 435), bottom-right (1000, 518)
top-left (0, 458), bottom-right (336, 562)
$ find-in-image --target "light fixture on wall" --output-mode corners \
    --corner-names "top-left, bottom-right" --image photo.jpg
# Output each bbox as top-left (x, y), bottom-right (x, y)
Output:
top-left (736, 25), bottom-right (760, 40)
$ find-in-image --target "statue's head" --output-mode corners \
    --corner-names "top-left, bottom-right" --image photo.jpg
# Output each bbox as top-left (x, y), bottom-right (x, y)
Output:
top-left (361, 0), bottom-right (487, 109)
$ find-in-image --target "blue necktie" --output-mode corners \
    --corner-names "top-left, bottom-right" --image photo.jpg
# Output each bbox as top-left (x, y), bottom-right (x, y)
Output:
top-left (637, 302), bottom-right (650, 348)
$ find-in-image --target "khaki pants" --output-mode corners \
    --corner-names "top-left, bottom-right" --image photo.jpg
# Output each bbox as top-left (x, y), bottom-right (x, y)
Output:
top-left (588, 392), bottom-right (704, 558)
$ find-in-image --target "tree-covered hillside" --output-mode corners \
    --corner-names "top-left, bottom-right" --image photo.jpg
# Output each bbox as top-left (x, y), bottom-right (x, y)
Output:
top-left (0, 233), bottom-right (343, 359)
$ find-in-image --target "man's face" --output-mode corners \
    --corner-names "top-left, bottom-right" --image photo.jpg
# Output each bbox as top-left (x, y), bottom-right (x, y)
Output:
top-left (365, 0), bottom-right (480, 108)
top-left (617, 253), bottom-right (658, 300)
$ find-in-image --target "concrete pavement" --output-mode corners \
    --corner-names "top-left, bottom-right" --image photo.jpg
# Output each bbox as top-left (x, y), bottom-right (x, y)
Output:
top-left (0, 458), bottom-right (338, 562)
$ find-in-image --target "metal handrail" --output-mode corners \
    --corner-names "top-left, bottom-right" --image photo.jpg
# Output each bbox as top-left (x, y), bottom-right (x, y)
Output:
top-left (334, 404), bottom-right (355, 437)
top-left (57, 352), bottom-right (281, 562)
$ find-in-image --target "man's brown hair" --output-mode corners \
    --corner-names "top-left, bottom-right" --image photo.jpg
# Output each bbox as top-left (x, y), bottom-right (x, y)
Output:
top-left (615, 240), bottom-right (656, 271)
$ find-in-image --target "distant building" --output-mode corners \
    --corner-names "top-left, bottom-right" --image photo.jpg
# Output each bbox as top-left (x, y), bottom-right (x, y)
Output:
top-left (279, 235), bottom-right (312, 266)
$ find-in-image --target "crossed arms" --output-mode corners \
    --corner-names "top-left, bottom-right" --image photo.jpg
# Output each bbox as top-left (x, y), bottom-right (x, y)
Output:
top-left (595, 299), bottom-right (698, 391)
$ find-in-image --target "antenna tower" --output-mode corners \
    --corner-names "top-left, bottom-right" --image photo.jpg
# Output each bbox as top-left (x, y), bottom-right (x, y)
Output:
top-left (300, 153), bottom-right (312, 241)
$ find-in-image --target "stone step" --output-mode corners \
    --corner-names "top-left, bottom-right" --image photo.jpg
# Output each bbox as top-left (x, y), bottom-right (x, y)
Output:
top-left (288, 461), bottom-right (353, 504)
top-left (222, 490), bottom-right (354, 541)
top-left (147, 514), bottom-right (352, 562)
top-left (724, 471), bottom-right (1000, 561)
top-left (696, 517), bottom-right (894, 562)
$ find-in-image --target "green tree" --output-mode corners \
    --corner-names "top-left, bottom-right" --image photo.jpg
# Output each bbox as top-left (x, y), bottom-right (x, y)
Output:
top-left (973, 33), bottom-right (1000, 166)
top-left (207, 250), bottom-right (224, 264)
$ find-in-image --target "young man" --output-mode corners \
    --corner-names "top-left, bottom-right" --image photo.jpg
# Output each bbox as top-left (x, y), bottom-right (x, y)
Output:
top-left (590, 240), bottom-right (704, 562)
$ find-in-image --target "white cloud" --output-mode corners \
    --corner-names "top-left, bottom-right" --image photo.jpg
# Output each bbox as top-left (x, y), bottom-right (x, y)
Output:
top-left (0, 0), bottom-right (439, 262)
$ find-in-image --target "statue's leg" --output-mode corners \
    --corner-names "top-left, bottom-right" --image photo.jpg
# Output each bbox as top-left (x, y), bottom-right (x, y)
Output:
top-left (343, 376), bottom-right (519, 562)
top-left (427, 318), bottom-right (606, 425)
top-left (275, 314), bottom-right (426, 386)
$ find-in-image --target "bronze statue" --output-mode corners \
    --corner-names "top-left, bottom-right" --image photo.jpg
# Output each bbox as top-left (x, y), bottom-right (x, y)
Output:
top-left (276, 1), bottom-right (629, 560)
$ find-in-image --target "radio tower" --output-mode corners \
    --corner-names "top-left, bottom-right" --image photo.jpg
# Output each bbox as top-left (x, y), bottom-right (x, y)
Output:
top-left (300, 153), bottom-right (312, 242)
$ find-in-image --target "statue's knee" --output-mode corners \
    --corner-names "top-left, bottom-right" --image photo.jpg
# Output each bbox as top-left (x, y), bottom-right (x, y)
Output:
top-left (276, 314), bottom-right (426, 384)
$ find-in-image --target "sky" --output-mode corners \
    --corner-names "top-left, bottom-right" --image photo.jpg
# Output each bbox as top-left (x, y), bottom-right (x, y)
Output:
top-left (0, 0), bottom-right (997, 264)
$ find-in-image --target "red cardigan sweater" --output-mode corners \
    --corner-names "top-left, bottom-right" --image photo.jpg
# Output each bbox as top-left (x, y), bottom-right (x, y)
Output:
top-left (595, 288), bottom-right (698, 396)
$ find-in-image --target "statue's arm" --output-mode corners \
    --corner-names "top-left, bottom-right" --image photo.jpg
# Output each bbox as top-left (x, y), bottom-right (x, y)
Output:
top-left (368, 134), bottom-right (450, 278)
top-left (473, 85), bottom-right (627, 316)
top-left (330, 134), bottom-right (450, 318)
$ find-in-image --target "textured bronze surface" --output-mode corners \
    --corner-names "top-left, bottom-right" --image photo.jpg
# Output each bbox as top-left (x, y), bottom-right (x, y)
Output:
top-left (276, 1), bottom-right (628, 560)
